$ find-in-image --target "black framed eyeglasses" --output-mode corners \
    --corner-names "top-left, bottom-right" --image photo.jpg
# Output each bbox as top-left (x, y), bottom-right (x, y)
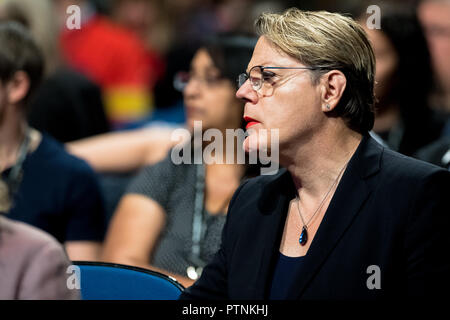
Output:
top-left (237, 65), bottom-right (330, 94)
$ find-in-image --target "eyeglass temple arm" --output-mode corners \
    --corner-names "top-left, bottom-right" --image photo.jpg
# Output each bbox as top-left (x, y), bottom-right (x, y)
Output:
top-left (261, 66), bottom-right (330, 71)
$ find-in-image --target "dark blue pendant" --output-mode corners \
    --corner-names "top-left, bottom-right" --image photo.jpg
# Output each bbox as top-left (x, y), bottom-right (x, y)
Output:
top-left (299, 226), bottom-right (308, 246)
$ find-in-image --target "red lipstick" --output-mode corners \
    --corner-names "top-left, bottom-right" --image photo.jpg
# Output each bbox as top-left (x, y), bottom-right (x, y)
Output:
top-left (244, 116), bottom-right (260, 130)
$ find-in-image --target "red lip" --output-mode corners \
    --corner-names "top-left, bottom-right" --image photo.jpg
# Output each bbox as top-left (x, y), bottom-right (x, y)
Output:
top-left (244, 116), bottom-right (260, 129)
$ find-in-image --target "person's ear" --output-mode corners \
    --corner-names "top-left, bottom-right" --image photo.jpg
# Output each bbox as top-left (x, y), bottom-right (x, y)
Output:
top-left (319, 70), bottom-right (346, 112)
top-left (6, 71), bottom-right (30, 105)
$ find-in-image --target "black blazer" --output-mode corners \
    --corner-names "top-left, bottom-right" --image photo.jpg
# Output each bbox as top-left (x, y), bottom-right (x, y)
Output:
top-left (180, 135), bottom-right (450, 300)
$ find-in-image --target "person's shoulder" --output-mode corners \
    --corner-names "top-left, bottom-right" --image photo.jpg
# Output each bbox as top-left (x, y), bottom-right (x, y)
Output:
top-left (37, 134), bottom-right (96, 175)
top-left (44, 67), bottom-right (99, 91)
top-left (381, 146), bottom-right (447, 181)
top-left (415, 135), bottom-right (450, 168)
top-left (0, 216), bottom-right (78, 300)
top-left (0, 215), bottom-right (63, 255)
top-left (144, 147), bottom-right (197, 174)
top-left (129, 150), bottom-right (194, 187)
top-left (375, 146), bottom-right (450, 202)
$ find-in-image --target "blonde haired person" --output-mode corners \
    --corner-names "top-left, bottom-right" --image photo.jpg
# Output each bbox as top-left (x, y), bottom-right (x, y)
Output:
top-left (0, 178), bottom-right (79, 299)
top-left (180, 8), bottom-right (450, 300)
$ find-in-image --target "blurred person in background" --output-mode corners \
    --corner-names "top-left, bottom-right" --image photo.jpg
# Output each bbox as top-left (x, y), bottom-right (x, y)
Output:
top-left (66, 44), bottom-right (196, 223)
top-left (358, 1), bottom-right (445, 156)
top-left (0, 21), bottom-right (105, 261)
top-left (164, 0), bottom-right (220, 47)
top-left (67, 123), bottom-right (180, 224)
top-left (110, 0), bottom-right (190, 128)
top-left (0, 178), bottom-right (79, 300)
top-left (53, 0), bottom-right (153, 129)
top-left (415, 135), bottom-right (450, 168)
top-left (416, 0), bottom-right (450, 168)
top-left (418, 0), bottom-right (450, 118)
top-left (101, 34), bottom-right (260, 287)
top-left (110, 0), bottom-right (166, 88)
top-left (0, 0), bottom-right (110, 143)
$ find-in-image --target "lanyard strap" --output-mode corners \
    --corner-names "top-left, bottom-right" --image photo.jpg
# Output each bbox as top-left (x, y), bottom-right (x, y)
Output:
top-left (7, 128), bottom-right (30, 196)
top-left (190, 163), bottom-right (206, 266)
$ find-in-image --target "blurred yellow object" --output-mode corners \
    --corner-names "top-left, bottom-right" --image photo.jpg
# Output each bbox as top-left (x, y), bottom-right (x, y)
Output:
top-left (103, 87), bottom-right (153, 124)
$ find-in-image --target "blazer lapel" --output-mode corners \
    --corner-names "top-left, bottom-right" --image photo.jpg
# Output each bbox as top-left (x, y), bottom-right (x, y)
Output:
top-left (249, 169), bottom-right (296, 299)
top-left (286, 135), bottom-right (383, 299)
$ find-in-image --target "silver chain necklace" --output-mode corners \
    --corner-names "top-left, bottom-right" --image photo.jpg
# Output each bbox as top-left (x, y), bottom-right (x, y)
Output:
top-left (296, 161), bottom-right (349, 246)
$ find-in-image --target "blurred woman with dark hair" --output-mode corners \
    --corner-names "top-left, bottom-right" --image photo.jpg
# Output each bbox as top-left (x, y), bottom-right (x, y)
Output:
top-left (102, 33), bottom-right (259, 288)
top-left (359, 2), bottom-right (445, 156)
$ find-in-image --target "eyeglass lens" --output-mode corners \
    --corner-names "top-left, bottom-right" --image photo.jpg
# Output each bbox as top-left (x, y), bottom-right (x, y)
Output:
top-left (238, 66), bottom-right (274, 96)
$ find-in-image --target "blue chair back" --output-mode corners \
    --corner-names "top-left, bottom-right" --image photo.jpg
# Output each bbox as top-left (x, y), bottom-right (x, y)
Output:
top-left (72, 261), bottom-right (184, 300)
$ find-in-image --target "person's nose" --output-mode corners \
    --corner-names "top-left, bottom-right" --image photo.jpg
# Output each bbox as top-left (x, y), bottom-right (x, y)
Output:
top-left (236, 80), bottom-right (258, 105)
top-left (184, 77), bottom-right (201, 100)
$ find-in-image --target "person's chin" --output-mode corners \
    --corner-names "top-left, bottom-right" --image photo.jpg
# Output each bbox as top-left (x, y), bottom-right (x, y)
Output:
top-left (186, 118), bottom-right (195, 131)
top-left (243, 128), bottom-right (267, 154)
top-left (243, 136), bottom-right (252, 153)
top-left (186, 117), bottom-right (202, 130)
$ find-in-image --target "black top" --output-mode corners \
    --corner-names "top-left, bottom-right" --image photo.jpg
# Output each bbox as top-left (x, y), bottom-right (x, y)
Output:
top-left (3, 134), bottom-right (106, 243)
top-left (269, 253), bottom-right (305, 300)
top-left (180, 134), bottom-right (450, 300)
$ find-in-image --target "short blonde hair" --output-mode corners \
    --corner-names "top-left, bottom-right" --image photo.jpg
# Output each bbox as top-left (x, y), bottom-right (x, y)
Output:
top-left (255, 8), bottom-right (376, 133)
